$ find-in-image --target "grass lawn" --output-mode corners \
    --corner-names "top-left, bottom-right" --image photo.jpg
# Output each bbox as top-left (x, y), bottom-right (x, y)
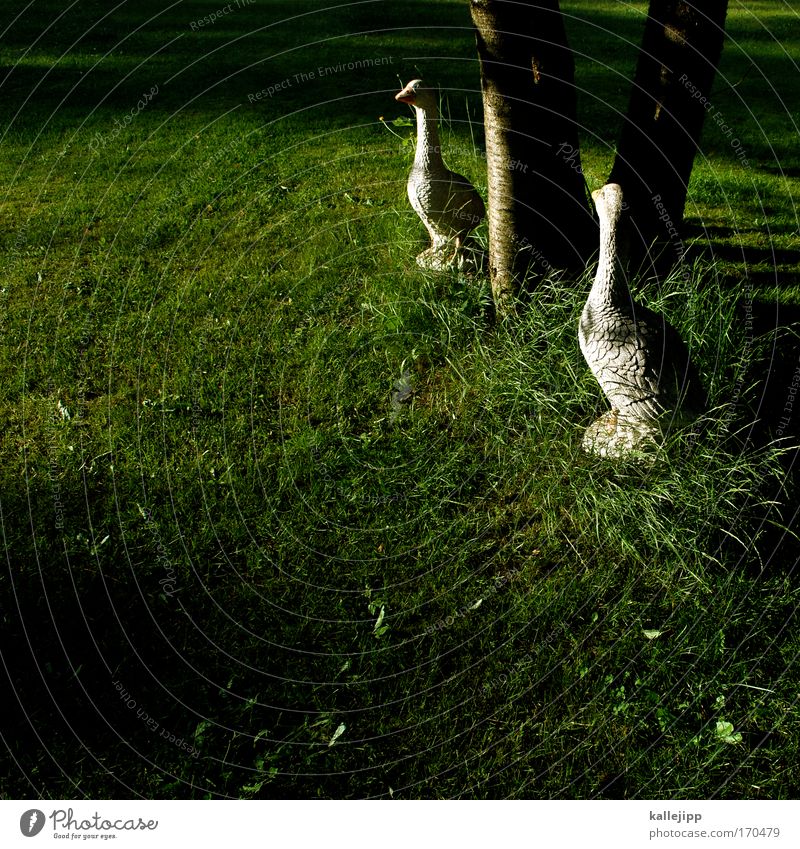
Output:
top-left (1, 0), bottom-right (800, 799)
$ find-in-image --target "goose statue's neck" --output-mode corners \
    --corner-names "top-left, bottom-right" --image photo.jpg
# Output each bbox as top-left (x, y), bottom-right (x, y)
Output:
top-left (413, 105), bottom-right (445, 173)
top-left (590, 189), bottom-right (628, 307)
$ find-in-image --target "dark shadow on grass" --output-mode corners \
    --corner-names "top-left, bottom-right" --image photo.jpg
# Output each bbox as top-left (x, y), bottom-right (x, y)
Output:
top-left (0, 0), bottom-right (483, 140)
top-left (757, 164), bottom-right (800, 179)
top-left (683, 234), bottom-right (800, 272)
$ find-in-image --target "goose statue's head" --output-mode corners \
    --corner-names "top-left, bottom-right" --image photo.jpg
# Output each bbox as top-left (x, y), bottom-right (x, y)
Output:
top-left (592, 183), bottom-right (625, 228)
top-left (395, 79), bottom-right (438, 113)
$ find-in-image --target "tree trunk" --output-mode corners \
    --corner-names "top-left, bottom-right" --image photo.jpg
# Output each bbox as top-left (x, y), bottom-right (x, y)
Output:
top-left (470, 0), bottom-right (595, 316)
top-left (609, 0), bottom-right (729, 271)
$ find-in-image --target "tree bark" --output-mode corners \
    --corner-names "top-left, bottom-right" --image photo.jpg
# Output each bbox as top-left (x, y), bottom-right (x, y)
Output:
top-left (470, 0), bottom-right (595, 316)
top-left (609, 0), bottom-right (729, 271)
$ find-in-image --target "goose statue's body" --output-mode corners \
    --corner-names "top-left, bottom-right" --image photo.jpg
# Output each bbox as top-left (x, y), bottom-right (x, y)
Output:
top-left (395, 79), bottom-right (485, 270)
top-left (579, 183), bottom-right (706, 457)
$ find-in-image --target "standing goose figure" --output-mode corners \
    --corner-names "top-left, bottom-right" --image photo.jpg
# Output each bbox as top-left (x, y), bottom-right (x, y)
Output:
top-left (579, 183), bottom-right (706, 458)
top-left (395, 79), bottom-right (485, 270)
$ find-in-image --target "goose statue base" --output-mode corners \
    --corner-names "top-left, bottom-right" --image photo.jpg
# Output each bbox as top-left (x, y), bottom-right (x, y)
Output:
top-left (416, 242), bottom-right (459, 271)
top-left (416, 239), bottom-right (480, 272)
top-left (581, 410), bottom-right (660, 459)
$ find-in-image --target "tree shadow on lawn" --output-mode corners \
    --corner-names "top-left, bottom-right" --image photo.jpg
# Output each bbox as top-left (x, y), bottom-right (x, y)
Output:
top-left (0, 0), bottom-right (484, 140)
top-left (684, 225), bottom-right (800, 272)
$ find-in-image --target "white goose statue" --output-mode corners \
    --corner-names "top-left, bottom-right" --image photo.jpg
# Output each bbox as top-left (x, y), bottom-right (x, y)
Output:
top-left (395, 79), bottom-right (485, 270)
top-left (579, 183), bottom-right (706, 457)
